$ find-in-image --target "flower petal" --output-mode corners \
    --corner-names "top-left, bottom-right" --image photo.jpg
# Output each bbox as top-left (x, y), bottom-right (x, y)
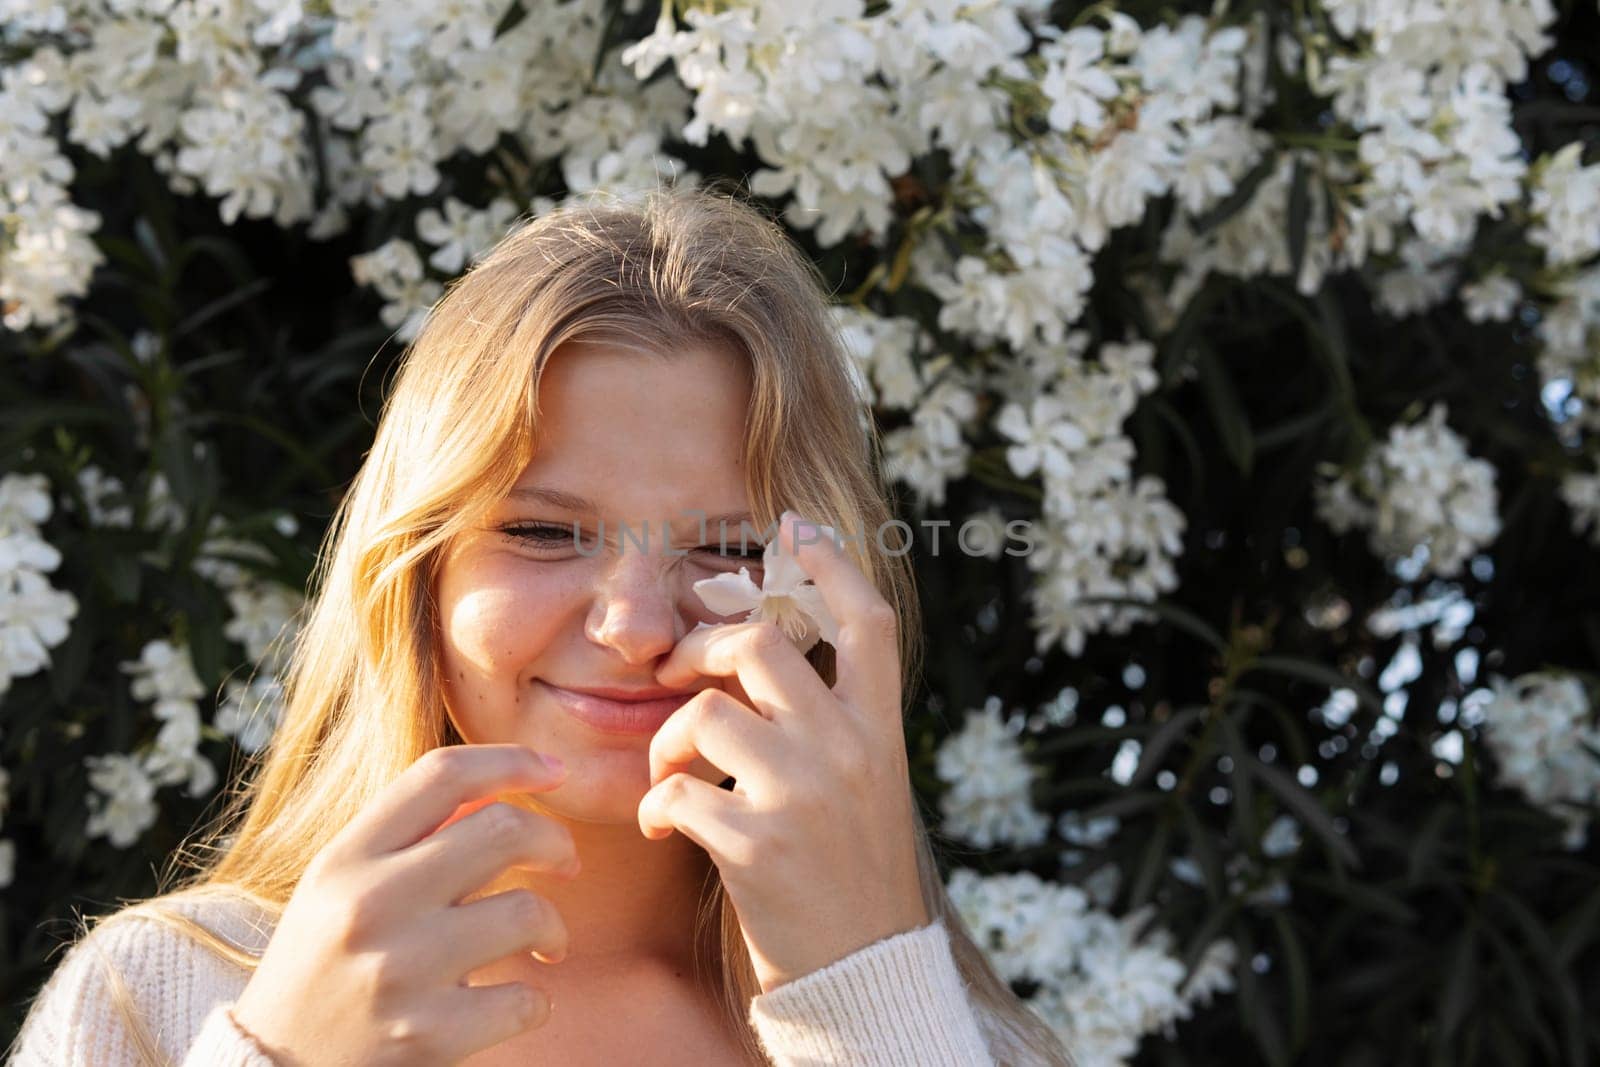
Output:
top-left (692, 569), bottom-right (763, 617)
top-left (761, 533), bottom-right (810, 595)
top-left (789, 584), bottom-right (841, 645)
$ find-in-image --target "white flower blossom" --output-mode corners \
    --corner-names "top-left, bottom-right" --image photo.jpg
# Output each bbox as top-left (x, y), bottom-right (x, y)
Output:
top-left (1477, 670), bottom-right (1600, 850)
top-left (691, 521), bottom-right (841, 653)
top-left (1315, 403), bottom-right (1501, 578)
top-left (935, 702), bottom-right (1050, 848)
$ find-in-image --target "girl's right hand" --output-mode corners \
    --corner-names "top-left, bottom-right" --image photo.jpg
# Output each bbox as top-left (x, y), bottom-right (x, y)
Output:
top-left (230, 743), bottom-right (580, 1066)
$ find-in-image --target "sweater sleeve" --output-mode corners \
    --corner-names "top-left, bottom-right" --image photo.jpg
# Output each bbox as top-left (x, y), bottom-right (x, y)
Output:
top-left (745, 916), bottom-right (997, 1066)
top-left (8, 900), bottom-right (276, 1067)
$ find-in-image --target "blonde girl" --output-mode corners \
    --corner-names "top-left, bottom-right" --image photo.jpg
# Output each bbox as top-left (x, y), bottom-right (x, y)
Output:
top-left (10, 184), bottom-right (1076, 1066)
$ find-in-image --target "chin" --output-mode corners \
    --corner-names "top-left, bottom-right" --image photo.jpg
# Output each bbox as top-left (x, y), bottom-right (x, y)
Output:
top-left (507, 750), bottom-right (656, 826)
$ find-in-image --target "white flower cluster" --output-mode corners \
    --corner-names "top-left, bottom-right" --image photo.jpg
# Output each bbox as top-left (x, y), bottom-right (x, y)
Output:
top-left (1324, 2), bottom-right (1547, 301)
top-left (1001, 338), bottom-right (1183, 657)
top-left (1528, 141), bottom-right (1600, 269)
top-left (0, 0), bottom-right (688, 332)
top-left (117, 637), bottom-right (217, 799)
top-left (1148, 0), bottom-right (1551, 318)
top-left (193, 519), bottom-right (303, 755)
top-left (946, 868), bottom-right (1237, 1067)
top-left (84, 535), bottom-right (303, 848)
top-left (834, 307), bottom-right (1183, 655)
top-left (13, 1), bottom-right (1597, 642)
top-left (1558, 464), bottom-right (1600, 547)
top-left (919, 14), bottom-right (1270, 345)
top-left (0, 473), bottom-right (79, 698)
top-left (1314, 403), bottom-right (1501, 579)
top-left (1527, 143), bottom-right (1600, 523)
top-left (56, 460), bottom-right (303, 844)
top-left (0, 53), bottom-right (103, 330)
top-left (935, 701), bottom-right (1051, 849)
top-left (1475, 670), bottom-right (1600, 851)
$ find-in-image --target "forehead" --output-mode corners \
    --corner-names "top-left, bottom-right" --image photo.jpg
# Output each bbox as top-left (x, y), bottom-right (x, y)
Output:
top-left (511, 337), bottom-right (753, 522)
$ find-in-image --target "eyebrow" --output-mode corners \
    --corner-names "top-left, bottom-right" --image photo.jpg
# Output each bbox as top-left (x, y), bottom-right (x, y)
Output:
top-left (506, 485), bottom-right (758, 534)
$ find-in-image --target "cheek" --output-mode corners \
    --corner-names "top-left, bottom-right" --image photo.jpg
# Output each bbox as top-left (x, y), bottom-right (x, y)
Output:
top-left (438, 557), bottom-right (581, 695)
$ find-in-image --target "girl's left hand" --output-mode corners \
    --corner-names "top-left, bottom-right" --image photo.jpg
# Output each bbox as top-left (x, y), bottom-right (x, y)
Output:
top-left (636, 511), bottom-right (930, 994)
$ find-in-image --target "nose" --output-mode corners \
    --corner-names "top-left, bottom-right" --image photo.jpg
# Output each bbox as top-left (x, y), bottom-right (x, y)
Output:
top-left (584, 545), bottom-right (686, 666)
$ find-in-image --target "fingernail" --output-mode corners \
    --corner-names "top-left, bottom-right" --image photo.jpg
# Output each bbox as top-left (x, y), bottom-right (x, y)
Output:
top-left (542, 754), bottom-right (566, 773)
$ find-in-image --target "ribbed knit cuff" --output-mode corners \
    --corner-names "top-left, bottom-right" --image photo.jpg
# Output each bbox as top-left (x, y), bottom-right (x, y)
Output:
top-left (181, 1003), bottom-right (278, 1067)
top-left (746, 918), bottom-right (994, 1066)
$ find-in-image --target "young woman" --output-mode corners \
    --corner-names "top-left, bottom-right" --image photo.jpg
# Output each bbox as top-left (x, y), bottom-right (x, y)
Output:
top-left (10, 186), bottom-right (1076, 1066)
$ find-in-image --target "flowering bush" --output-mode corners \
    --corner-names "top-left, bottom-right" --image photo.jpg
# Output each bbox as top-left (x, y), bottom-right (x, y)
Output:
top-left (3, 0), bottom-right (1598, 1061)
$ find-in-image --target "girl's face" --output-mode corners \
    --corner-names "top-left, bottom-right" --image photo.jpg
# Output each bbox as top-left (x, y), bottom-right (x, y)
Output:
top-left (435, 338), bottom-right (765, 824)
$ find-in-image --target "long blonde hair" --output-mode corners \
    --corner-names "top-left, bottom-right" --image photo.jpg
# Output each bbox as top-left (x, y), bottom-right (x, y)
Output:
top-left (66, 183), bottom-right (1075, 1066)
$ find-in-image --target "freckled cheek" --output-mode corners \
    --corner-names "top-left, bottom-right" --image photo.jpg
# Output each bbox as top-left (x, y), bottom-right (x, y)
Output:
top-left (438, 561), bottom-right (588, 705)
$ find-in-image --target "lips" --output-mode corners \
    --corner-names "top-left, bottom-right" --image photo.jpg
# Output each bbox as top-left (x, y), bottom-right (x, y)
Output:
top-left (543, 681), bottom-right (695, 737)
top-left (557, 684), bottom-right (694, 702)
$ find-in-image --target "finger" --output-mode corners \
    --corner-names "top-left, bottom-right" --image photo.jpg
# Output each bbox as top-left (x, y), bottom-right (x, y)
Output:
top-left (654, 620), bottom-right (835, 724)
top-left (433, 888), bottom-right (569, 977)
top-left (648, 687), bottom-right (783, 795)
top-left (778, 511), bottom-right (902, 715)
top-left (447, 979), bottom-right (552, 1053)
top-left (391, 801), bottom-right (580, 906)
top-left (345, 744), bottom-right (567, 857)
top-left (434, 795), bottom-right (498, 834)
top-left (637, 770), bottom-right (753, 844)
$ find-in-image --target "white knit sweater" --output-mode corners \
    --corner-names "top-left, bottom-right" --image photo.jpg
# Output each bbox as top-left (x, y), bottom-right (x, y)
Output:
top-left (7, 891), bottom-right (1006, 1065)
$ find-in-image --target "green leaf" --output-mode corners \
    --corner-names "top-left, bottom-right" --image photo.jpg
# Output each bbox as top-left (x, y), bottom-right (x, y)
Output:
top-left (1177, 803), bottom-right (1226, 902)
top-left (1306, 871), bottom-right (1417, 924)
top-left (1028, 723), bottom-right (1141, 755)
top-left (1236, 931), bottom-right (1291, 1067)
top-left (1193, 152), bottom-right (1278, 234)
top-left (1243, 654), bottom-right (1385, 715)
top-left (172, 278), bottom-right (273, 342)
top-left (1157, 273), bottom-right (1227, 385)
top-left (99, 546), bottom-right (143, 605)
top-left (1256, 402), bottom-right (1334, 451)
top-left (173, 577), bottom-right (226, 692)
top-left (1488, 889), bottom-right (1587, 1066)
top-left (153, 422), bottom-right (199, 516)
top-left (187, 410), bottom-right (338, 489)
top-left (1127, 816), bottom-right (1173, 911)
top-left (1435, 919), bottom-right (1478, 1048)
top-left (1078, 595), bottom-right (1226, 654)
top-left (1078, 789), bottom-right (1167, 822)
top-left (1195, 343), bottom-right (1254, 477)
top-left (1180, 896), bottom-right (1242, 975)
top-left (1151, 396), bottom-right (1208, 502)
top-left (1270, 911), bottom-right (1311, 1053)
top-left (1129, 704), bottom-right (1205, 786)
top-left (48, 605), bottom-right (96, 704)
top-left (1405, 805), bottom-right (1456, 888)
top-left (1244, 754), bottom-right (1361, 869)
top-left (1286, 156), bottom-right (1311, 285)
top-left (1217, 707), bottom-right (1261, 849)
top-left (1478, 917), bottom-right (1557, 1061)
top-left (1552, 882), bottom-right (1600, 968)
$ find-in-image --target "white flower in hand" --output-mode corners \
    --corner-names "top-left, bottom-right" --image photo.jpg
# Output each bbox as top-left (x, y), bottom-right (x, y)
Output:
top-left (691, 518), bottom-right (842, 652)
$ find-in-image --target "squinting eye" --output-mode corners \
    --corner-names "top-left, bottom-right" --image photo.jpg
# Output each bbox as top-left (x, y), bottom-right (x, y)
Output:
top-left (498, 522), bottom-right (766, 562)
top-left (711, 542), bottom-right (766, 562)
top-left (499, 522), bottom-right (596, 550)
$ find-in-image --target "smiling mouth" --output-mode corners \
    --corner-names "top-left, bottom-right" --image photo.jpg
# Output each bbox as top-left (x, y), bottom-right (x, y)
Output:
top-left (542, 682), bottom-right (693, 736)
